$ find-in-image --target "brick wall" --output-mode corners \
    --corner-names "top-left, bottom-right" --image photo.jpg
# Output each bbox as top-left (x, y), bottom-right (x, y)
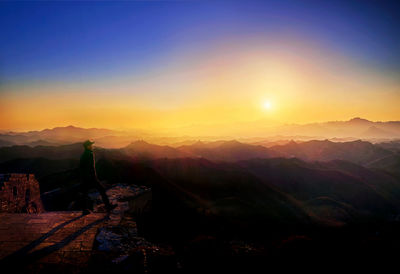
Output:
top-left (0, 173), bottom-right (44, 213)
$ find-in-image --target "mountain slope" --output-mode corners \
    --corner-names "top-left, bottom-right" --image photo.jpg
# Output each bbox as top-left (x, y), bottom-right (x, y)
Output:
top-left (177, 140), bottom-right (280, 162)
top-left (238, 158), bottom-right (400, 222)
top-left (0, 125), bottom-right (127, 146)
top-left (270, 140), bottom-right (393, 165)
top-left (123, 140), bottom-right (192, 159)
top-left (149, 158), bottom-right (311, 227)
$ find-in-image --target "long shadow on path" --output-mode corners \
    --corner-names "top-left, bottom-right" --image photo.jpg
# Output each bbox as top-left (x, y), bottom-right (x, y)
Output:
top-left (0, 213), bottom-right (109, 269)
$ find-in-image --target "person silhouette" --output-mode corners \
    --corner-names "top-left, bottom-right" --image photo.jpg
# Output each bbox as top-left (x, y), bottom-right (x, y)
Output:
top-left (79, 140), bottom-right (117, 214)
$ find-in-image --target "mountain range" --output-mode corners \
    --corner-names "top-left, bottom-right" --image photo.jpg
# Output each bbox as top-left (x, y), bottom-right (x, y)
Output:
top-left (1, 137), bottom-right (400, 227)
top-left (273, 117), bottom-right (400, 139)
top-left (1, 138), bottom-right (399, 166)
top-left (1, 117), bottom-right (400, 149)
top-left (1, 118), bottom-right (400, 244)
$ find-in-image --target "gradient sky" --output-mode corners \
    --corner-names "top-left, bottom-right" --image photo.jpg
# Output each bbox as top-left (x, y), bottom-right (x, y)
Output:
top-left (1, 0), bottom-right (399, 133)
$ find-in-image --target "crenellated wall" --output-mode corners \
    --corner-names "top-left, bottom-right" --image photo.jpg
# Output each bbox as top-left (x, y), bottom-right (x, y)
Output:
top-left (0, 173), bottom-right (44, 213)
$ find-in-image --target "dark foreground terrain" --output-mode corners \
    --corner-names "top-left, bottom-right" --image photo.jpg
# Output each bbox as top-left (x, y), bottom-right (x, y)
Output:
top-left (1, 140), bottom-right (400, 272)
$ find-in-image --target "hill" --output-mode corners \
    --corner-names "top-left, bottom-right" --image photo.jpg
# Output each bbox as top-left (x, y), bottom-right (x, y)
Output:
top-left (274, 117), bottom-right (400, 139)
top-left (269, 139), bottom-right (393, 165)
top-left (238, 158), bottom-right (400, 223)
top-left (0, 125), bottom-right (131, 147)
top-left (123, 140), bottom-right (191, 159)
top-left (177, 140), bottom-right (280, 162)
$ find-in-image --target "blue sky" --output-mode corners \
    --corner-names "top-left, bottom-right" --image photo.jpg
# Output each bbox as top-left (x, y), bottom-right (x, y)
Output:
top-left (1, 0), bottom-right (400, 131)
top-left (1, 0), bottom-right (399, 87)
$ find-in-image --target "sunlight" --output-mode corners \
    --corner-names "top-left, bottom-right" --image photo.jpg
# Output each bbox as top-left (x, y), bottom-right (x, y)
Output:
top-left (262, 100), bottom-right (272, 110)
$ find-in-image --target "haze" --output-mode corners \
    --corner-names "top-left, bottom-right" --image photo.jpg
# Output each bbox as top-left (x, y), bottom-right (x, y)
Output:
top-left (1, 1), bottom-right (399, 135)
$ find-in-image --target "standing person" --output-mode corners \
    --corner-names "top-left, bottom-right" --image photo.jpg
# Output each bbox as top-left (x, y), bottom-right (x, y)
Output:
top-left (79, 140), bottom-right (117, 214)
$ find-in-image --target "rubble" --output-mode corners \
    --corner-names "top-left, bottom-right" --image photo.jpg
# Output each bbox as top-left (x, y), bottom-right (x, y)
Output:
top-left (0, 173), bottom-right (44, 213)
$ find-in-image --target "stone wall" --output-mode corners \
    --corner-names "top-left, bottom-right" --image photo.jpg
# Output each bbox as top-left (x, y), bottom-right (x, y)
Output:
top-left (0, 173), bottom-right (44, 213)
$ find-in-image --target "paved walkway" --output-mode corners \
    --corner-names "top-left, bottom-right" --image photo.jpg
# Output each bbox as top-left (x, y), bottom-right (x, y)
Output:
top-left (0, 184), bottom-right (149, 273)
top-left (0, 212), bottom-right (109, 270)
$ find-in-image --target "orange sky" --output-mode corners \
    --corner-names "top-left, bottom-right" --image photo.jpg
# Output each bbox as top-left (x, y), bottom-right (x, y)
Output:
top-left (1, 38), bottom-right (399, 134)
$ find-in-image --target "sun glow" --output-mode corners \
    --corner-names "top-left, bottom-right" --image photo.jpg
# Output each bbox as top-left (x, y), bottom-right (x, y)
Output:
top-left (1, 37), bottom-right (399, 132)
top-left (263, 100), bottom-right (272, 110)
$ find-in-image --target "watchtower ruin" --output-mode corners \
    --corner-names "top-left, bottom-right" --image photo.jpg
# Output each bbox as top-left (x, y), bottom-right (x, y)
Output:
top-left (0, 173), bottom-right (44, 213)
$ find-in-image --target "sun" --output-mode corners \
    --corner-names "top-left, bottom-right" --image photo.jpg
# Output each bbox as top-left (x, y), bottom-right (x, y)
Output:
top-left (263, 100), bottom-right (272, 110)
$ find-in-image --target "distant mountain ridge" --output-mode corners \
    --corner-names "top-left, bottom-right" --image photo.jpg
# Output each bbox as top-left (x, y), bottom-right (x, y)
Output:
top-left (276, 117), bottom-right (400, 139)
top-left (269, 139), bottom-right (393, 165)
top-left (2, 149), bottom-right (399, 227)
top-left (0, 125), bottom-right (135, 148)
top-left (1, 138), bottom-right (398, 168)
top-left (1, 117), bottom-right (400, 149)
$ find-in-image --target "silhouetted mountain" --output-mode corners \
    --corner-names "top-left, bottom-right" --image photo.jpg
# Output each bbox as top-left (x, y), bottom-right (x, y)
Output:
top-left (28, 125), bottom-right (117, 141)
top-left (270, 139), bottom-right (393, 165)
top-left (0, 139), bottom-right (15, 147)
top-left (366, 154), bottom-right (400, 179)
top-left (145, 157), bottom-right (312, 241)
top-left (91, 135), bottom-right (137, 148)
top-left (123, 140), bottom-right (192, 159)
top-left (238, 158), bottom-right (400, 224)
top-left (1, 142), bottom-right (400, 228)
top-left (0, 125), bottom-right (127, 146)
top-left (177, 140), bottom-right (280, 162)
top-left (26, 139), bottom-right (60, 147)
top-left (0, 143), bottom-right (84, 163)
top-left (377, 140), bottom-right (400, 153)
top-left (251, 139), bottom-right (296, 148)
top-left (121, 140), bottom-right (280, 162)
top-left (2, 118), bottom-right (400, 150)
top-left (0, 142), bottom-right (128, 164)
top-left (0, 158), bottom-right (78, 179)
top-left (1, 139), bottom-right (395, 167)
top-left (312, 160), bottom-right (400, 207)
top-left (362, 126), bottom-right (395, 138)
top-left (276, 117), bottom-right (400, 139)
top-left (347, 117), bottom-right (373, 125)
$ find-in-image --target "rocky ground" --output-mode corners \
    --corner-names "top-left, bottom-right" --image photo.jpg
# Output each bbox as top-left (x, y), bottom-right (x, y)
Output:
top-left (88, 184), bottom-right (176, 273)
top-left (0, 183), bottom-right (177, 274)
top-left (0, 183), bottom-right (277, 273)
top-left (0, 211), bottom-right (108, 273)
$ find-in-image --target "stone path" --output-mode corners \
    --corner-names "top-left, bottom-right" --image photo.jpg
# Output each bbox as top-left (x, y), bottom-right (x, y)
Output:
top-left (0, 212), bottom-right (108, 270)
top-left (0, 184), bottom-right (150, 273)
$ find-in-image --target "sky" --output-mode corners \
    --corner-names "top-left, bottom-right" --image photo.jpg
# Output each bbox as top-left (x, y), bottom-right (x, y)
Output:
top-left (0, 0), bottom-right (399, 133)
